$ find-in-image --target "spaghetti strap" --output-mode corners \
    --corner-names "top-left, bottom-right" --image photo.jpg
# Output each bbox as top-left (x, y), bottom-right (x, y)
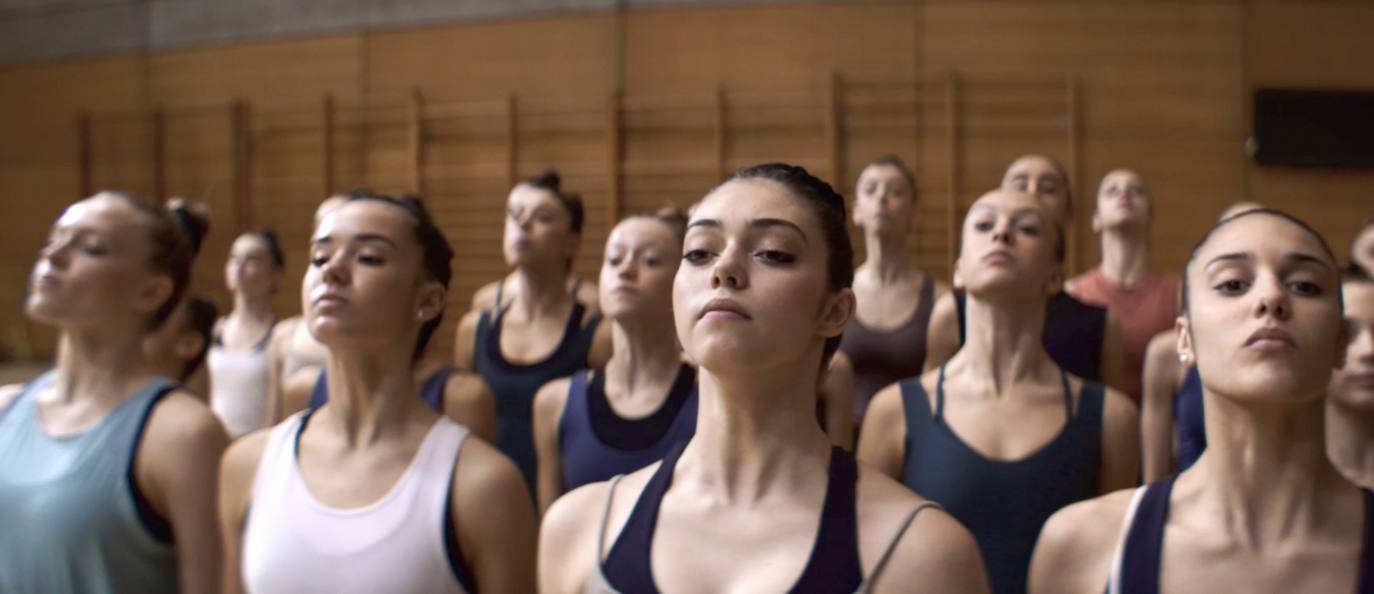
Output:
top-left (493, 278), bottom-right (507, 315)
top-left (934, 365), bottom-right (947, 421)
top-left (856, 501), bottom-right (942, 593)
top-left (595, 475), bottom-right (626, 564)
top-left (1060, 370), bottom-right (1073, 418)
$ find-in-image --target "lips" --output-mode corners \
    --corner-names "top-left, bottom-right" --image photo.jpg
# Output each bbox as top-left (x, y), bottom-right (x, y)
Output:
top-left (699, 297), bottom-right (751, 321)
top-left (1244, 326), bottom-right (1296, 350)
top-left (982, 250), bottom-right (1015, 265)
top-left (311, 290), bottom-right (347, 308)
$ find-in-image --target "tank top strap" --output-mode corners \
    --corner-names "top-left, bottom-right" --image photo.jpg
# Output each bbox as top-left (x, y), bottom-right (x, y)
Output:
top-left (1360, 490), bottom-right (1374, 594)
top-left (899, 375), bottom-right (936, 430)
top-left (420, 365), bottom-right (454, 412)
top-left (1, 371), bottom-right (54, 420)
top-left (307, 369), bottom-right (328, 410)
top-left (855, 501), bottom-right (943, 594)
top-left (594, 473), bottom-right (627, 564)
top-left (790, 448), bottom-right (862, 593)
top-left (253, 320), bottom-right (277, 351)
top-left (934, 365), bottom-right (948, 422)
top-left (600, 440), bottom-right (688, 594)
top-left (1110, 475), bottom-right (1176, 594)
top-left (494, 278), bottom-right (506, 313)
top-left (954, 290), bottom-right (967, 344)
top-left (570, 276), bottom-right (582, 297)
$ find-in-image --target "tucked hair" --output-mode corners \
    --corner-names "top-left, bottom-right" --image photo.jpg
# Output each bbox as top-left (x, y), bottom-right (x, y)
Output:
top-left (718, 163), bottom-right (854, 367)
top-left (98, 191), bottom-right (196, 328)
top-left (180, 296), bottom-right (219, 380)
top-left (1181, 208), bottom-right (1340, 317)
top-left (523, 168), bottom-right (585, 235)
top-left (166, 197), bottom-right (211, 255)
top-left (251, 227), bottom-right (286, 268)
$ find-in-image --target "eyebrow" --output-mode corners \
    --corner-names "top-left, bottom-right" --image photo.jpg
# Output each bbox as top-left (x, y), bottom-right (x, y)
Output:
top-left (1204, 251), bottom-right (1333, 271)
top-left (687, 218), bottom-right (808, 242)
top-left (311, 233), bottom-right (397, 247)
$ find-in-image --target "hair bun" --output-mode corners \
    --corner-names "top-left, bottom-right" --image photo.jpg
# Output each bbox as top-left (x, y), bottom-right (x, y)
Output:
top-left (166, 197), bottom-right (211, 254)
top-left (528, 168), bottom-right (562, 191)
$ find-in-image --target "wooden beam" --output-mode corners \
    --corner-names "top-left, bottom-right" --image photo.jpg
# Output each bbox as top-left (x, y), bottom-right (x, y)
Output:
top-left (825, 71), bottom-right (844, 190)
top-left (1066, 74), bottom-right (1082, 274)
top-left (945, 72), bottom-right (959, 272)
top-left (607, 89), bottom-right (623, 223)
top-left (151, 107), bottom-right (166, 202)
top-left (409, 88), bottom-right (424, 196)
top-left (77, 112), bottom-right (92, 197)
top-left (231, 100), bottom-right (252, 233)
top-left (713, 86), bottom-right (727, 181)
top-left (505, 94), bottom-right (518, 188)
top-left (323, 94), bottom-right (335, 198)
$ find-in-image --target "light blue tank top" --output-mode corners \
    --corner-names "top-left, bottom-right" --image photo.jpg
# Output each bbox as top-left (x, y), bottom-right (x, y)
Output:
top-left (0, 372), bottom-right (181, 594)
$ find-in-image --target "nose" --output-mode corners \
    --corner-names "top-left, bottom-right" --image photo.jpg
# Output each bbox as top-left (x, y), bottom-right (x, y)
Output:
top-left (991, 218), bottom-right (1014, 245)
top-left (709, 244), bottom-right (747, 290)
top-left (617, 257), bottom-right (636, 280)
top-left (320, 252), bottom-right (349, 287)
top-left (1252, 274), bottom-right (1291, 321)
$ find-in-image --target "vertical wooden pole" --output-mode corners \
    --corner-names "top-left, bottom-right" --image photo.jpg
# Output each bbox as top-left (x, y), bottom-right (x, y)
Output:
top-left (825, 71), bottom-right (844, 190)
top-left (151, 106), bottom-right (166, 202)
top-left (77, 113), bottom-right (93, 197)
top-left (231, 100), bottom-right (253, 233)
top-left (713, 86), bottom-right (727, 181)
top-left (1066, 75), bottom-right (1082, 275)
top-left (945, 72), bottom-right (959, 272)
top-left (505, 94), bottom-right (519, 188)
top-left (607, 89), bottom-right (623, 223)
top-left (409, 88), bottom-right (424, 196)
top-left (322, 94), bottom-right (335, 197)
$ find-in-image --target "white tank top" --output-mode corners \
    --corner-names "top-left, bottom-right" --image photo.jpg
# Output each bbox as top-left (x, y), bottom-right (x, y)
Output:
top-left (207, 337), bottom-right (271, 438)
top-left (242, 412), bottom-right (470, 594)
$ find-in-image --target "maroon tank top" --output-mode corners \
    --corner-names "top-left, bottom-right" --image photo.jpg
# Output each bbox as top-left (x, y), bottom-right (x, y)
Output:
top-left (838, 275), bottom-right (934, 427)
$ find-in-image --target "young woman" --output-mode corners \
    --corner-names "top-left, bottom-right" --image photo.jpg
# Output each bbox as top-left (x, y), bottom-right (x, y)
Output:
top-left (208, 228), bottom-right (284, 437)
top-left (859, 189), bottom-right (1139, 594)
top-left (0, 191), bottom-right (226, 593)
top-left (454, 169), bottom-right (612, 491)
top-left (1328, 269), bottom-right (1374, 488)
top-left (839, 156), bottom-right (949, 432)
top-left (539, 164), bottom-right (989, 594)
top-left (925, 155), bottom-right (1124, 390)
top-left (1066, 170), bottom-right (1179, 405)
top-left (1347, 216), bottom-right (1374, 275)
top-left (533, 209), bottom-right (697, 513)
top-left (1030, 208), bottom-right (1372, 594)
top-left (219, 193), bottom-right (535, 594)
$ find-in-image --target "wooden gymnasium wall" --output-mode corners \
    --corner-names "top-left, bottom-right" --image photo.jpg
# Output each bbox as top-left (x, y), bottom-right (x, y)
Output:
top-left (1, 1), bottom-right (1371, 361)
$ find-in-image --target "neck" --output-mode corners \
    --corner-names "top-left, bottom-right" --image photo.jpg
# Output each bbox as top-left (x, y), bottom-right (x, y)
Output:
top-left (231, 292), bottom-right (274, 322)
top-left (861, 229), bottom-right (913, 285)
top-left (1191, 393), bottom-right (1352, 548)
top-left (605, 315), bottom-right (681, 398)
top-left (319, 343), bottom-right (424, 448)
top-left (1099, 225), bottom-right (1150, 287)
top-left (678, 359), bottom-right (833, 504)
top-left (52, 326), bottom-right (159, 404)
top-left (1326, 399), bottom-right (1374, 488)
top-left (510, 266), bottom-right (571, 317)
top-left (950, 291), bottom-right (1055, 394)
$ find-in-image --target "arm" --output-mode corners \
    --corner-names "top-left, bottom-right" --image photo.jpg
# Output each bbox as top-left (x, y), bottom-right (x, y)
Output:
top-left (262, 321), bottom-right (291, 425)
top-left (573, 277), bottom-right (601, 315)
top-left (1028, 493), bottom-right (1132, 594)
top-left (136, 392), bottom-right (230, 594)
top-left (870, 504), bottom-right (990, 594)
top-left (855, 383), bottom-right (907, 480)
top-left (217, 431), bottom-right (270, 594)
top-left (1098, 385), bottom-right (1142, 493)
top-left (533, 378), bottom-right (572, 514)
top-left (453, 310), bottom-right (481, 372)
top-left (1140, 330), bottom-right (1182, 481)
top-left (820, 352), bottom-right (855, 450)
top-left (444, 373), bottom-right (496, 442)
top-left (924, 292), bottom-right (960, 373)
top-left (1099, 311), bottom-right (1126, 393)
top-left (452, 437), bottom-right (538, 594)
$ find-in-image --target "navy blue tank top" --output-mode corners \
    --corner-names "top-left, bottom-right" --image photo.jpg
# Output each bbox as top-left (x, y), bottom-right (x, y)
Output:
top-left (307, 365), bottom-right (452, 412)
top-left (900, 366), bottom-right (1104, 594)
top-left (1114, 475), bottom-right (1374, 594)
top-left (601, 441), bottom-right (864, 594)
top-left (955, 291), bottom-right (1107, 382)
top-left (1173, 366), bottom-right (1205, 473)
top-left (558, 365), bottom-right (697, 492)
top-left (475, 286), bottom-right (603, 493)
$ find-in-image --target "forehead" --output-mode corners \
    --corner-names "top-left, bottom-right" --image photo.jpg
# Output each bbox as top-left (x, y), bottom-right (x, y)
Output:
top-left (1189, 214), bottom-right (1332, 273)
top-left (231, 234), bottom-right (270, 253)
top-left (508, 184), bottom-right (562, 210)
top-left (1004, 157), bottom-right (1062, 180)
top-left (1101, 170), bottom-right (1142, 187)
top-left (609, 218), bottom-right (674, 247)
top-left (859, 164), bottom-right (907, 183)
top-left (1344, 282), bottom-right (1374, 318)
top-left (691, 178), bottom-right (815, 231)
top-left (58, 196), bottom-right (146, 232)
top-left (316, 200), bottom-right (412, 241)
top-left (967, 191), bottom-right (1046, 218)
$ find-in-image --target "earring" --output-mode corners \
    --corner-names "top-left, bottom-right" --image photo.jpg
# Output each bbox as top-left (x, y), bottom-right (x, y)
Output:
top-left (1178, 354), bottom-right (1192, 364)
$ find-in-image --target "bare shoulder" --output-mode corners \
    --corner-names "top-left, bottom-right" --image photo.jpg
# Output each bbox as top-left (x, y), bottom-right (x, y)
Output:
top-left (1144, 330), bottom-right (1182, 378)
top-left (145, 389), bottom-right (228, 451)
top-left (574, 278), bottom-right (600, 312)
top-left (269, 316), bottom-right (299, 345)
top-left (535, 377), bottom-right (573, 418)
top-left (454, 435), bottom-right (528, 502)
top-left (866, 381), bottom-right (905, 420)
top-left (828, 350), bottom-right (854, 377)
top-left (856, 467), bottom-right (989, 594)
top-left (1029, 489), bottom-right (1136, 593)
top-left (221, 428), bottom-right (273, 489)
top-left (471, 280), bottom-right (503, 312)
top-left (930, 277), bottom-right (953, 300)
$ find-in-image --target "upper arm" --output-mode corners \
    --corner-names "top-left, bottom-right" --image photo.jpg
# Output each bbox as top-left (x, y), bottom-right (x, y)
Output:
top-left (453, 310), bottom-right (482, 371)
top-left (1141, 329), bottom-right (1182, 482)
top-left (871, 507), bottom-right (990, 594)
top-left (262, 321), bottom-right (293, 425)
top-left (443, 374), bottom-right (496, 442)
top-left (138, 393), bottom-right (231, 594)
top-left (1028, 494), bottom-right (1129, 594)
top-left (538, 482), bottom-right (609, 594)
top-left (855, 383), bottom-right (907, 480)
top-left (533, 378), bottom-right (572, 514)
top-left (452, 438), bottom-right (538, 594)
top-left (1098, 386), bottom-right (1141, 493)
top-left (217, 430), bottom-right (271, 594)
top-left (1100, 311), bottom-right (1125, 393)
top-left (924, 292), bottom-right (959, 373)
top-left (821, 353), bottom-right (855, 450)
top-left (574, 279), bottom-right (600, 314)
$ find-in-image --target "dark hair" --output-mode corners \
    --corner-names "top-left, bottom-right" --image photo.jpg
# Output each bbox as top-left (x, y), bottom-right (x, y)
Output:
top-left (250, 227), bottom-right (285, 269)
top-left (1181, 208), bottom-right (1340, 317)
top-left (1003, 154), bottom-right (1073, 215)
top-left (98, 191), bottom-right (196, 328)
top-left (1345, 215), bottom-right (1374, 277)
top-left (719, 163), bottom-right (854, 366)
top-left (166, 197), bottom-right (211, 255)
top-left (864, 155), bottom-right (918, 202)
top-left (1345, 265), bottom-right (1373, 285)
top-left (626, 206), bottom-right (688, 245)
top-left (523, 168), bottom-right (584, 235)
top-left (340, 189), bottom-right (454, 361)
top-left (179, 296), bottom-right (219, 380)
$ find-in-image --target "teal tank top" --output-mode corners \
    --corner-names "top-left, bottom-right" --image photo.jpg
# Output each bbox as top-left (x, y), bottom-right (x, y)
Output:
top-left (0, 372), bottom-right (181, 594)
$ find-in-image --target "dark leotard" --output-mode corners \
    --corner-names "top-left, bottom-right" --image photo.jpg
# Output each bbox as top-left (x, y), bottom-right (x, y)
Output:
top-left (838, 275), bottom-right (935, 428)
top-left (1173, 366), bottom-right (1205, 473)
top-left (308, 365), bottom-right (454, 412)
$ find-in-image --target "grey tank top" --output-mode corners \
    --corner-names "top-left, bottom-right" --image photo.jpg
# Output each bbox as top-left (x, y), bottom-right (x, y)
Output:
top-left (0, 372), bottom-right (180, 594)
top-left (582, 473), bottom-right (939, 593)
